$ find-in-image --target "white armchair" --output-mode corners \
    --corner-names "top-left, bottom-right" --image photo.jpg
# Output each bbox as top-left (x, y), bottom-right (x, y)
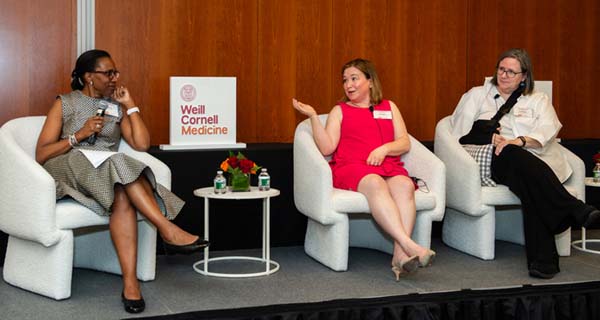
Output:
top-left (434, 115), bottom-right (582, 260)
top-left (0, 116), bottom-right (167, 300)
top-left (293, 115), bottom-right (446, 271)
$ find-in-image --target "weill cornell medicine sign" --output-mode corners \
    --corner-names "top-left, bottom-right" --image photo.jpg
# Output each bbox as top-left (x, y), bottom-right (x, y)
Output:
top-left (160, 77), bottom-right (245, 150)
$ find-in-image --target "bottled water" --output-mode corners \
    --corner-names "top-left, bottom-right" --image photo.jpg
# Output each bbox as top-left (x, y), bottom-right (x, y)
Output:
top-left (214, 170), bottom-right (227, 194)
top-left (258, 168), bottom-right (270, 191)
top-left (594, 163), bottom-right (600, 183)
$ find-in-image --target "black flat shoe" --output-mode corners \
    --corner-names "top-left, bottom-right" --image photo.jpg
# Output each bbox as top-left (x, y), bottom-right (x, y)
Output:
top-left (529, 268), bottom-right (557, 279)
top-left (583, 209), bottom-right (600, 229)
top-left (528, 262), bottom-right (559, 279)
top-left (122, 292), bottom-right (145, 314)
top-left (163, 237), bottom-right (210, 255)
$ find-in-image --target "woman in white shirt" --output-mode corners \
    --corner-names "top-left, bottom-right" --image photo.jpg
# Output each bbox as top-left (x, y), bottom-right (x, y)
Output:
top-left (450, 48), bottom-right (600, 279)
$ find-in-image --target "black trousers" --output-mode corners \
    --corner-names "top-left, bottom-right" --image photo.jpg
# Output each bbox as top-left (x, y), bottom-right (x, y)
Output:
top-left (491, 145), bottom-right (591, 272)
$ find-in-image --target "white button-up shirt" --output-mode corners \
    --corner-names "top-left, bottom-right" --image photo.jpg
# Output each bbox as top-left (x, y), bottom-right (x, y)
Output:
top-left (450, 79), bottom-right (572, 183)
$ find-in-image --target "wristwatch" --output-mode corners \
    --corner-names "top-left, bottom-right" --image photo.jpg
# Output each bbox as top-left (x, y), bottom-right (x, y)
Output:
top-left (517, 136), bottom-right (526, 147)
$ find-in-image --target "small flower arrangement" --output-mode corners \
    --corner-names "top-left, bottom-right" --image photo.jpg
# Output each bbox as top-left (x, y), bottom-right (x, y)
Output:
top-left (220, 151), bottom-right (260, 191)
top-left (594, 151), bottom-right (600, 164)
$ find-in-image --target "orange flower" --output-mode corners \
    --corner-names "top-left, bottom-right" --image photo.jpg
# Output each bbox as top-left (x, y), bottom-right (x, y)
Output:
top-left (220, 151), bottom-right (261, 175)
top-left (220, 160), bottom-right (229, 172)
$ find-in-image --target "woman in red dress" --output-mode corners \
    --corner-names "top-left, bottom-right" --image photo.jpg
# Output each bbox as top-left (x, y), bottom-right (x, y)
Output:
top-left (293, 58), bottom-right (435, 280)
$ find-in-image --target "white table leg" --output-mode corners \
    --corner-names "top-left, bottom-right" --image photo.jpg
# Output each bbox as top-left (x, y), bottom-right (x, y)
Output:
top-left (265, 197), bottom-right (271, 272)
top-left (204, 197), bottom-right (209, 273)
top-left (192, 187), bottom-right (280, 277)
top-left (262, 198), bottom-right (266, 261)
top-left (582, 227), bottom-right (587, 250)
top-left (572, 227), bottom-right (600, 254)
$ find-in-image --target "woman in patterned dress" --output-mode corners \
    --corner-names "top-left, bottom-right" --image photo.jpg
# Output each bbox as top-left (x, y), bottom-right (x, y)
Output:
top-left (35, 49), bottom-right (208, 313)
top-left (292, 58), bottom-right (435, 281)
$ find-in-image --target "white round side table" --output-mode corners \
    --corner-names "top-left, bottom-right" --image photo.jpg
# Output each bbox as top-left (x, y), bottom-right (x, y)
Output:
top-left (192, 186), bottom-right (281, 277)
top-left (571, 177), bottom-right (600, 254)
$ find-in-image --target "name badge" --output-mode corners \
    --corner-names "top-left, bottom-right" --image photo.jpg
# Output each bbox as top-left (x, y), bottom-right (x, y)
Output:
top-left (373, 110), bottom-right (392, 119)
top-left (104, 102), bottom-right (120, 117)
top-left (514, 107), bottom-right (533, 118)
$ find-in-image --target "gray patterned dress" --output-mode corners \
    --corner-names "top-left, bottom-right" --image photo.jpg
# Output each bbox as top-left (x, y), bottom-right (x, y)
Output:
top-left (43, 91), bottom-right (184, 220)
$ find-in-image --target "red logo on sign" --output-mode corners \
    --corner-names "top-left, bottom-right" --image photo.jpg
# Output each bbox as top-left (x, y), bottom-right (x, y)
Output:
top-left (180, 84), bottom-right (196, 102)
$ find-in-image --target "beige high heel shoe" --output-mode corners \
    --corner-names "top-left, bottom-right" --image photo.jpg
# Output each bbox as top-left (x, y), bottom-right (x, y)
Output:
top-left (400, 255), bottom-right (419, 272)
top-left (391, 255), bottom-right (419, 281)
top-left (391, 266), bottom-right (403, 281)
top-left (419, 249), bottom-right (436, 267)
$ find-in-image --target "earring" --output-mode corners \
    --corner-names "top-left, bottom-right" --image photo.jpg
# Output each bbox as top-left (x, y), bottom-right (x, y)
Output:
top-left (89, 81), bottom-right (93, 86)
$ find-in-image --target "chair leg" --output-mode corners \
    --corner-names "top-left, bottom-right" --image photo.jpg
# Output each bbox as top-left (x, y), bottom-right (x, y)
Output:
top-left (555, 228), bottom-right (571, 257)
top-left (442, 207), bottom-right (496, 260)
top-left (3, 233), bottom-right (73, 300)
top-left (304, 218), bottom-right (349, 271)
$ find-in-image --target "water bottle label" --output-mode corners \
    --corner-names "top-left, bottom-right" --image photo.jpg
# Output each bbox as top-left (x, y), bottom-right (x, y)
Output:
top-left (593, 165), bottom-right (600, 182)
top-left (259, 177), bottom-right (269, 186)
top-left (215, 181), bottom-right (225, 189)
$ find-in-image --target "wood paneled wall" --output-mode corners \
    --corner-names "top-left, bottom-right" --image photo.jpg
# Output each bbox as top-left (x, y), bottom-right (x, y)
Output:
top-left (95, 0), bottom-right (467, 143)
top-left (0, 0), bottom-right (75, 122)
top-left (2, 0), bottom-right (599, 142)
top-left (467, 0), bottom-right (600, 139)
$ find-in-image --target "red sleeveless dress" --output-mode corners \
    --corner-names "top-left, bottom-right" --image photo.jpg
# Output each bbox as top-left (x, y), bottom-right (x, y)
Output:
top-left (330, 100), bottom-right (411, 191)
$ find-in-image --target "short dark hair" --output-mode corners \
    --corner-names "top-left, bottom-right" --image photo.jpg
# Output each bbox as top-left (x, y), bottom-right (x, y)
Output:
top-left (491, 48), bottom-right (535, 95)
top-left (70, 49), bottom-right (111, 90)
top-left (341, 58), bottom-right (383, 105)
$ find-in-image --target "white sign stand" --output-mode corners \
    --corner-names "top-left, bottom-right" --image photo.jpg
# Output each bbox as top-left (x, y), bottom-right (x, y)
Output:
top-left (160, 77), bottom-right (246, 150)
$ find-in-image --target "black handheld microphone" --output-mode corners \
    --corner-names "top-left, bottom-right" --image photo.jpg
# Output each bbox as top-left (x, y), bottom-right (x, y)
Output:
top-left (87, 101), bottom-right (109, 144)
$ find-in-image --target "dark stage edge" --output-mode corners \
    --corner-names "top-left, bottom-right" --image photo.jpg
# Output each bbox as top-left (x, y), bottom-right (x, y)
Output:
top-left (126, 280), bottom-right (600, 320)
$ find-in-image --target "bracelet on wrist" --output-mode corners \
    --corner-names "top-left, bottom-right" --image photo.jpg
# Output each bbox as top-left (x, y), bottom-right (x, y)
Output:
top-left (68, 133), bottom-right (78, 147)
top-left (517, 136), bottom-right (526, 147)
top-left (126, 107), bottom-right (140, 116)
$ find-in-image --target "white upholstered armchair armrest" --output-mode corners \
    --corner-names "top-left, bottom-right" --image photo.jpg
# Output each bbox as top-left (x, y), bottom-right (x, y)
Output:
top-left (0, 127), bottom-right (61, 247)
top-left (434, 116), bottom-right (484, 215)
top-left (403, 135), bottom-right (446, 221)
top-left (560, 144), bottom-right (586, 201)
top-left (118, 141), bottom-right (172, 190)
top-left (293, 116), bottom-right (342, 225)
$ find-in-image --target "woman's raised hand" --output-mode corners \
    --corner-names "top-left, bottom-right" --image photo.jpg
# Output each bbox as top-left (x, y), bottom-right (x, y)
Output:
top-left (112, 85), bottom-right (136, 108)
top-left (292, 98), bottom-right (317, 118)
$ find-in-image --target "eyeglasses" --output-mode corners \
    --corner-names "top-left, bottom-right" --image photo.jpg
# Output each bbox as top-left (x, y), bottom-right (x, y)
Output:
top-left (91, 69), bottom-right (120, 79)
top-left (496, 66), bottom-right (523, 78)
top-left (411, 177), bottom-right (430, 193)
